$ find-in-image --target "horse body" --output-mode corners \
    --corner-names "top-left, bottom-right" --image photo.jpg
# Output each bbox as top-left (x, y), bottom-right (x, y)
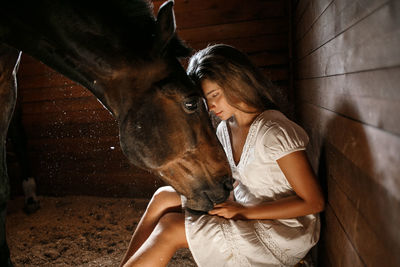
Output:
top-left (0, 0), bottom-right (232, 265)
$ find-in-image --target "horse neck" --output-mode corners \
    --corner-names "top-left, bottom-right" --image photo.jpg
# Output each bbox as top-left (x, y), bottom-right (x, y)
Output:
top-left (0, 0), bottom-right (156, 114)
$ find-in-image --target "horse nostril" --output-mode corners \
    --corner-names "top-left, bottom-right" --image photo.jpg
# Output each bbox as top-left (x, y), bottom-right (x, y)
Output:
top-left (223, 176), bottom-right (234, 191)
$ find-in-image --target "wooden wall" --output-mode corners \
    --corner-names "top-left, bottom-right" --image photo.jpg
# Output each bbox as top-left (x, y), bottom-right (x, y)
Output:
top-left (10, 0), bottom-right (290, 198)
top-left (293, 0), bottom-right (400, 266)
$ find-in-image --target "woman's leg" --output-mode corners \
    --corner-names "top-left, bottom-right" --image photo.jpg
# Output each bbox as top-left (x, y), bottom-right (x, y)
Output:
top-left (120, 186), bottom-right (182, 266)
top-left (123, 212), bottom-right (187, 267)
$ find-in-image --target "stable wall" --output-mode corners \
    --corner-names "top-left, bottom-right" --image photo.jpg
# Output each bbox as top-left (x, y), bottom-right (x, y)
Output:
top-left (11, 0), bottom-right (290, 198)
top-left (293, 0), bottom-right (400, 266)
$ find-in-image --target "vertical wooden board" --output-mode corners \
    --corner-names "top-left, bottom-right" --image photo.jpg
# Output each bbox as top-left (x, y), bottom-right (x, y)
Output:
top-left (321, 206), bottom-right (364, 267)
top-left (295, 0), bottom-right (333, 41)
top-left (297, 0), bottom-right (400, 78)
top-left (296, 0), bottom-right (389, 59)
top-left (296, 67), bottom-right (400, 135)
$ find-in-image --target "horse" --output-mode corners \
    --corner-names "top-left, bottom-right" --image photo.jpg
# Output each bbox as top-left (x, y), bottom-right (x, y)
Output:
top-left (0, 0), bottom-right (233, 265)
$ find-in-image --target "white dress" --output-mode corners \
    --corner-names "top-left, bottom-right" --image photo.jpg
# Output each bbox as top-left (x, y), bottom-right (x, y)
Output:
top-left (184, 110), bottom-right (320, 267)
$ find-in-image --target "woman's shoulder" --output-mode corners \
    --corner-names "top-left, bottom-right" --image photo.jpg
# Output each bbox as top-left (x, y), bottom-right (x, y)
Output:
top-left (256, 110), bottom-right (297, 130)
top-left (254, 110), bottom-right (309, 160)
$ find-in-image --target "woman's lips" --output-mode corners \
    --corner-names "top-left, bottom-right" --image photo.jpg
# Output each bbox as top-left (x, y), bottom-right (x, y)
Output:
top-left (215, 111), bottom-right (222, 117)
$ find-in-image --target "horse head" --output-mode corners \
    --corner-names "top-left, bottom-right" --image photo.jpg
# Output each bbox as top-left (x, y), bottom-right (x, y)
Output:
top-left (112, 2), bottom-right (233, 211)
top-left (0, 0), bottom-right (232, 211)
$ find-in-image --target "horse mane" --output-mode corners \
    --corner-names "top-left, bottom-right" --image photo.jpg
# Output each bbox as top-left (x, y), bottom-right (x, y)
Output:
top-left (0, 0), bottom-right (191, 63)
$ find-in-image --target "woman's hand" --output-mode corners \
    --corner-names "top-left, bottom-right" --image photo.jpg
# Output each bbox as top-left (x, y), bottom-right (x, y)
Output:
top-left (208, 200), bottom-right (245, 219)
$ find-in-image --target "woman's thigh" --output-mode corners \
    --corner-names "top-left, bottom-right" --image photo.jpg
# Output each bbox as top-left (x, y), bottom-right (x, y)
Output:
top-left (156, 212), bottom-right (188, 248)
top-left (147, 186), bottom-right (182, 215)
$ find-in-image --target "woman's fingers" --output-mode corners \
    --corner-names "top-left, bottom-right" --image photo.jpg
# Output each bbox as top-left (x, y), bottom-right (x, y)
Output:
top-left (208, 206), bottom-right (226, 216)
top-left (213, 201), bottom-right (233, 208)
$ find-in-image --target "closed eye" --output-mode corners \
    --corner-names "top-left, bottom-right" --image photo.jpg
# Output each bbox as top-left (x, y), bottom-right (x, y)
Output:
top-left (211, 92), bottom-right (219, 98)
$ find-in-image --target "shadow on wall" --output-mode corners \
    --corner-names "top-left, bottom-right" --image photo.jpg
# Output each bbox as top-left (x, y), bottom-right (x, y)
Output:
top-left (313, 100), bottom-right (377, 265)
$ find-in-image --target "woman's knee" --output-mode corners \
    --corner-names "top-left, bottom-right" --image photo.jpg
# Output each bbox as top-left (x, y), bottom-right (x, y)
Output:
top-left (151, 186), bottom-right (181, 208)
top-left (156, 213), bottom-right (187, 248)
top-left (147, 186), bottom-right (181, 216)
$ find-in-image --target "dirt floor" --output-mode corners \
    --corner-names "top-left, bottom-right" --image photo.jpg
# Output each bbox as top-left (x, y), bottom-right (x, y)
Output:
top-left (6, 195), bottom-right (196, 266)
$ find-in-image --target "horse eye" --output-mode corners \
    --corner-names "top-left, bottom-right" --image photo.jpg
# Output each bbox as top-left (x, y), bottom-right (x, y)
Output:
top-left (183, 97), bottom-right (199, 113)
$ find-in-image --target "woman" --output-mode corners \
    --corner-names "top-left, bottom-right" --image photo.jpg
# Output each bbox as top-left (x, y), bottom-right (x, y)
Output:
top-left (120, 44), bottom-right (325, 267)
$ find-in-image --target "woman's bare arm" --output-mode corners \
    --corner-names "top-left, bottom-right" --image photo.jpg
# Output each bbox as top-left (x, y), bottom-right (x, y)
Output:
top-left (209, 151), bottom-right (325, 220)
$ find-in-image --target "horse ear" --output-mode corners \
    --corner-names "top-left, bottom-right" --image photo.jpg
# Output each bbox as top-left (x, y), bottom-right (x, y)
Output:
top-left (153, 0), bottom-right (176, 56)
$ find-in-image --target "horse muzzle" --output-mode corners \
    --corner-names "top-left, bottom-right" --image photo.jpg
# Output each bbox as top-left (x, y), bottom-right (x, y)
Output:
top-left (182, 175), bottom-right (233, 212)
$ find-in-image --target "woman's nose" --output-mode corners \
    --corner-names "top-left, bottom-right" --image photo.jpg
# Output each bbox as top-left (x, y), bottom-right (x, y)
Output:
top-left (208, 101), bottom-right (216, 111)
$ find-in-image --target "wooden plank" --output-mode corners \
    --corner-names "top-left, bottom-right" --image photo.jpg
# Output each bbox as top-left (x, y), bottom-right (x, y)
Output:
top-left (320, 205), bottom-right (364, 267)
top-left (18, 54), bottom-right (37, 64)
top-left (27, 149), bottom-right (126, 164)
top-left (189, 33), bottom-right (288, 54)
top-left (295, 0), bottom-right (333, 41)
top-left (19, 84), bottom-right (93, 102)
top-left (22, 109), bottom-right (114, 127)
top-left (179, 18), bottom-right (288, 44)
top-left (30, 156), bottom-right (132, 175)
top-left (18, 71), bottom-right (78, 90)
top-left (295, 0), bottom-right (311, 25)
top-left (21, 96), bottom-right (106, 114)
top-left (23, 121), bottom-right (118, 139)
top-left (296, 0), bottom-right (390, 59)
top-left (154, 0), bottom-right (287, 30)
top-left (28, 151), bottom-right (142, 176)
top-left (17, 57), bottom-right (57, 77)
top-left (260, 67), bottom-right (289, 82)
top-left (297, 0), bottom-right (400, 78)
top-left (153, 0), bottom-right (286, 17)
top-left (298, 103), bottom-right (400, 203)
top-left (296, 67), bottom-right (400, 135)
top-left (27, 136), bottom-right (120, 153)
top-left (327, 174), bottom-right (399, 266)
top-left (298, 103), bottom-right (400, 265)
top-left (249, 51), bottom-right (288, 67)
top-left (325, 143), bottom-right (400, 260)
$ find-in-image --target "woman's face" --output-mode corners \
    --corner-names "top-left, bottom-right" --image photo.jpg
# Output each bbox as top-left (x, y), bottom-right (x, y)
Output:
top-left (201, 79), bottom-right (236, 121)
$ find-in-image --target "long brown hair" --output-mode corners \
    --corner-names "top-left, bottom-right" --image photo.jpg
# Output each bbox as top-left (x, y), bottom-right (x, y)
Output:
top-left (187, 44), bottom-right (279, 113)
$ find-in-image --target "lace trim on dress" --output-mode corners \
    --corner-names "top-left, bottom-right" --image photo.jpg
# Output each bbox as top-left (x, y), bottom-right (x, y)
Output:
top-left (221, 122), bottom-right (235, 169)
top-left (254, 222), bottom-right (299, 266)
top-left (222, 113), bottom-right (264, 170)
top-left (220, 220), bottom-right (251, 267)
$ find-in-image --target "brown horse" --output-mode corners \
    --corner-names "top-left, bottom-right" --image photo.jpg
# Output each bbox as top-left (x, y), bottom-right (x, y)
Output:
top-left (0, 0), bottom-right (232, 265)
